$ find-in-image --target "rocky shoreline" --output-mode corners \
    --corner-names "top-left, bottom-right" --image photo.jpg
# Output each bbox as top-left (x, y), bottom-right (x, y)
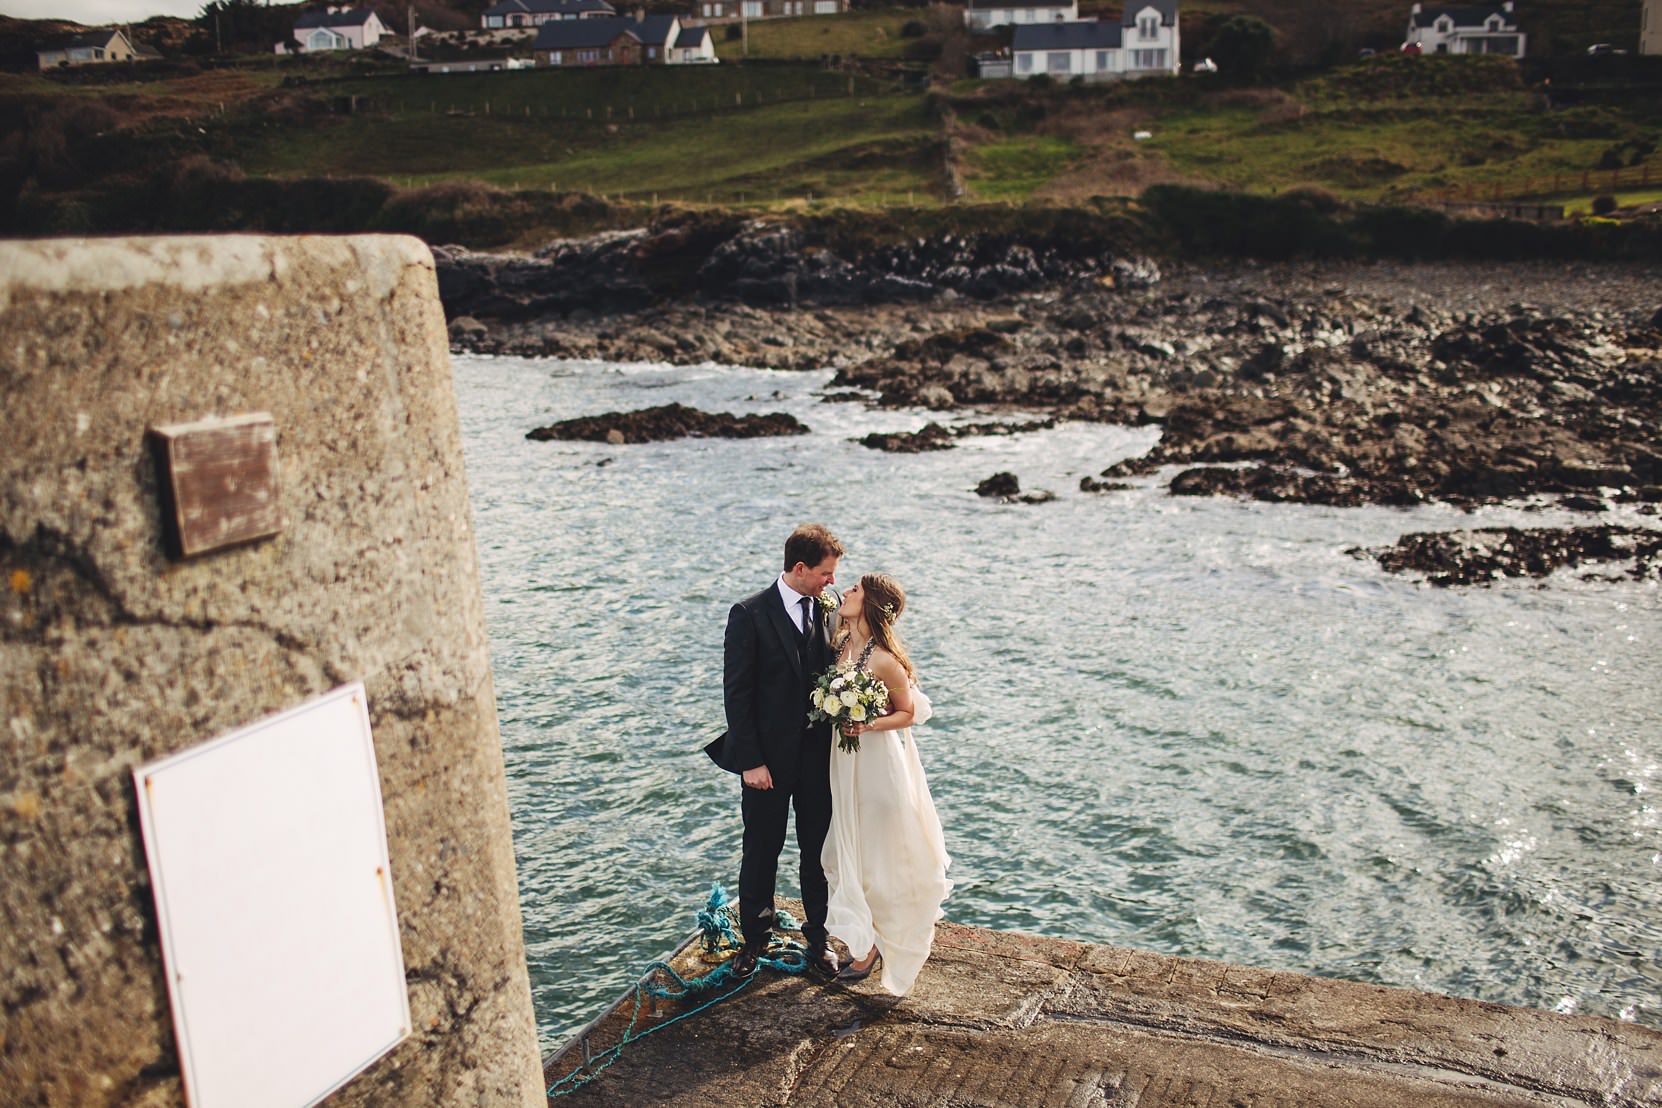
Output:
top-left (440, 235), bottom-right (1662, 584)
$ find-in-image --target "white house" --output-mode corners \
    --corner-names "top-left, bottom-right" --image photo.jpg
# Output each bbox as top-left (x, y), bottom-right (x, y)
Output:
top-left (1642, 0), bottom-right (1661, 55)
top-left (1121, 0), bottom-right (1178, 74)
top-left (1011, 20), bottom-right (1120, 78)
top-left (695, 0), bottom-right (846, 19)
top-left (481, 0), bottom-right (616, 30)
top-left (671, 23), bottom-right (719, 63)
top-left (965, 0), bottom-right (1077, 31)
top-left (1406, 2), bottom-right (1526, 57)
top-left (1009, 0), bottom-right (1178, 81)
top-left (289, 6), bottom-right (388, 53)
top-left (633, 13), bottom-right (680, 62)
top-left (37, 28), bottom-right (136, 68)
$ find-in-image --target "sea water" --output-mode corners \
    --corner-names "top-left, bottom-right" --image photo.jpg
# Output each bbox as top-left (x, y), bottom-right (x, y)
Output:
top-left (450, 353), bottom-right (1662, 1048)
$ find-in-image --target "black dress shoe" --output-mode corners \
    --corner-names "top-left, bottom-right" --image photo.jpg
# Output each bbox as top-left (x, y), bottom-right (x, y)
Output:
top-left (732, 944), bottom-right (762, 978)
top-left (805, 943), bottom-right (838, 979)
top-left (837, 949), bottom-right (879, 983)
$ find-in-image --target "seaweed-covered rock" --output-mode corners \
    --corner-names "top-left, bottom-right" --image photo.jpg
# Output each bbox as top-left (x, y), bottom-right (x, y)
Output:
top-left (526, 403), bottom-right (807, 444)
top-left (1353, 525), bottom-right (1662, 586)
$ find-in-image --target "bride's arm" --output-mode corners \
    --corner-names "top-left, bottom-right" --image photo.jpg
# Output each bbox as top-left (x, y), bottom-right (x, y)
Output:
top-left (847, 653), bottom-right (914, 735)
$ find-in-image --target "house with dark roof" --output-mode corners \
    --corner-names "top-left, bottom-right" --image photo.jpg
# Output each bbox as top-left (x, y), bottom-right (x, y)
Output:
top-left (1009, 0), bottom-right (1178, 81)
top-left (482, 0), bottom-right (617, 30)
top-left (1121, 0), bottom-right (1178, 73)
top-left (36, 28), bottom-right (136, 69)
top-left (289, 6), bottom-right (388, 53)
top-left (965, 0), bottom-right (1078, 31)
top-left (633, 14), bottom-right (681, 63)
top-left (1011, 21), bottom-right (1120, 79)
top-left (532, 17), bottom-right (642, 65)
top-left (693, 0), bottom-right (848, 22)
top-left (1406, 2), bottom-right (1526, 56)
top-left (672, 23), bottom-right (719, 63)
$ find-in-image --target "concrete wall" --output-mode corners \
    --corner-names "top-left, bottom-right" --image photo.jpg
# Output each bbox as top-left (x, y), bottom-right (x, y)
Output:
top-left (0, 235), bottom-right (543, 1107)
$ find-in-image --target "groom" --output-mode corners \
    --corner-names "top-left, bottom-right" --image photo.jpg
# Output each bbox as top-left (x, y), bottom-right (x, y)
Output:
top-left (706, 523), bottom-right (842, 977)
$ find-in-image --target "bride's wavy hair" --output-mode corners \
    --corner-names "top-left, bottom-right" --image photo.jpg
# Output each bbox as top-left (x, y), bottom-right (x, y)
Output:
top-left (855, 573), bottom-right (915, 683)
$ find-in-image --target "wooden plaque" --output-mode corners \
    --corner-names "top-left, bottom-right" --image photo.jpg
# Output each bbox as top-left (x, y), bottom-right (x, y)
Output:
top-left (150, 413), bottom-right (283, 559)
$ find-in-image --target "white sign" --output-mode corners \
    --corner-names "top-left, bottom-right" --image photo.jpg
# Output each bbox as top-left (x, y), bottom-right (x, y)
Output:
top-left (134, 683), bottom-right (410, 1108)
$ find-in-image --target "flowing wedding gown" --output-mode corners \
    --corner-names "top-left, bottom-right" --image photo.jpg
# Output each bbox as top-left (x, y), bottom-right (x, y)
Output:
top-left (822, 682), bottom-right (952, 996)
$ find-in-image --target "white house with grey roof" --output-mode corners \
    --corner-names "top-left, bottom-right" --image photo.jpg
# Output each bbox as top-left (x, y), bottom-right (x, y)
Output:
top-left (1406, 2), bottom-right (1526, 56)
top-left (482, 0), bottom-right (617, 29)
top-left (965, 0), bottom-right (1078, 30)
top-left (1010, 0), bottom-right (1178, 81)
top-left (672, 23), bottom-right (719, 62)
top-left (288, 6), bottom-right (387, 52)
top-left (36, 28), bottom-right (136, 68)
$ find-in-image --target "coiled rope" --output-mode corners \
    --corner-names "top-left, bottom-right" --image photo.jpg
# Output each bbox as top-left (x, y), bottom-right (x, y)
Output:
top-left (546, 883), bottom-right (808, 1098)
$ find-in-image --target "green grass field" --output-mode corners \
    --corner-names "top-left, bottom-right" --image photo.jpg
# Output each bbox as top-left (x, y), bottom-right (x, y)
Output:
top-left (228, 66), bottom-right (933, 204)
top-left (710, 9), bottom-right (920, 61)
top-left (5, 11), bottom-right (1659, 228)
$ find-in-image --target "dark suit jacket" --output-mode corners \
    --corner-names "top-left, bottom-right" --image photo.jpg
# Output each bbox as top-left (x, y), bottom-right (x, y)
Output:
top-left (706, 582), bottom-right (833, 790)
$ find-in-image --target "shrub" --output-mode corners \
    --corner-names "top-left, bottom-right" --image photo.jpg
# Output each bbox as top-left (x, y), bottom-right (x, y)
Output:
top-left (900, 20), bottom-right (927, 37)
top-left (1591, 194), bottom-right (1618, 215)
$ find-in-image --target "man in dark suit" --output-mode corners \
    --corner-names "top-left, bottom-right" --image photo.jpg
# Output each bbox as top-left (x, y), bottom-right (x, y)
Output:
top-left (706, 523), bottom-right (843, 977)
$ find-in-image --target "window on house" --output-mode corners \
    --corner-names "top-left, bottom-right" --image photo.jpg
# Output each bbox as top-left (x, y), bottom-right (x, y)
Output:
top-left (742, 0), bottom-right (762, 15)
top-left (1133, 48), bottom-right (1165, 68)
top-left (814, 0), bottom-right (835, 10)
top-left (1047, 51), bottom-right (1070, 71)
top-left (1094, 50), bottom-right (1108, 69)
top-left (1017, 52), bottom-right (1032, 72)
top-left (1486, 35), bottom-right (1518, 53)
top-left (1140, 14), bottom-right (1157, 39)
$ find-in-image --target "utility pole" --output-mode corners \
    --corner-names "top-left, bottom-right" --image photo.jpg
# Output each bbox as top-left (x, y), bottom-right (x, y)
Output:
top-left (740, 1), bottom-right (748, 58)
top-left (408, 3), bottom-right (418, 63)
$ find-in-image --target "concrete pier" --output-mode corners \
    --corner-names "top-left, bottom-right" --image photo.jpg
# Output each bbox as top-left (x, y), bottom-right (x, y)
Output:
top-left (544, 912), bottom-right (1662, 1106)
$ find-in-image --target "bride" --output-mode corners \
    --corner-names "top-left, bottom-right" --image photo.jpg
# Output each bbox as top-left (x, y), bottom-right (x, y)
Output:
top-left (821, 573), bottom-right (952, 994)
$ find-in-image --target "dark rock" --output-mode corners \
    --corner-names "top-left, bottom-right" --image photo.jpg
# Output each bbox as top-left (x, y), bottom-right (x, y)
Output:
top-left (1080, 477), bottom-right (1133, 493)
top-left (976, 472), bottom-right (1021, 498)
top-left (861, 423), bottom-right (956, 453)
top-left (1354, 525), bottom-right (1662, 586)
top-left (526, 402), bottom-right (808, 444)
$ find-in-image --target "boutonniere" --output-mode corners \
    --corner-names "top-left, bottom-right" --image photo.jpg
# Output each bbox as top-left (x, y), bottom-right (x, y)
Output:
top-left (817, 591), bottom-right (839, 617)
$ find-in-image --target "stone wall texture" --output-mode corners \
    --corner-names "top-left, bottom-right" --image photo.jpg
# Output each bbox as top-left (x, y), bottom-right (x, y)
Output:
top-left (0, 235), bottom-right (544, 1107)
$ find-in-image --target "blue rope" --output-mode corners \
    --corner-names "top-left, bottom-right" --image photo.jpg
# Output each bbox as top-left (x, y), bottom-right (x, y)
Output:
top-left (547, 882), bottom-right (808, 1098)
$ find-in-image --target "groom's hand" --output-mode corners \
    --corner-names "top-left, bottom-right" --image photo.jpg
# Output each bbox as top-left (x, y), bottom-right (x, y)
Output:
top-left (742, 765), bottom-right (773, 790)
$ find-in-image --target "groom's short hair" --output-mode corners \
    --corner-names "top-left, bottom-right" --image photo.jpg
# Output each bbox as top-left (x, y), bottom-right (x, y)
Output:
top-left (784, 523), bottom-right (843, 570)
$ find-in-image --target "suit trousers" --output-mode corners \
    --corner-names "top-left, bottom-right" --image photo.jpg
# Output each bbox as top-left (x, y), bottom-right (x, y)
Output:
top-left (738, 739), bottom-right (832, 950)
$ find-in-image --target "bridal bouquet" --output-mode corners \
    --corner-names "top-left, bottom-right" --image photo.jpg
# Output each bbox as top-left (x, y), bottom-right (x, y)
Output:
top-left (808, 664), bottom-right (890, 754)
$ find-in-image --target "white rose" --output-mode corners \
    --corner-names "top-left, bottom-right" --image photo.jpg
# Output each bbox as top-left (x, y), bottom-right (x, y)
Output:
top-left (849, 704), bottom-right (868, 721)
top-left (839, 690), bottom-right (859, 708)
top-left (810, 689), bottom-right (824, 709)
top-left (825, 701), bottom-right (842, 717)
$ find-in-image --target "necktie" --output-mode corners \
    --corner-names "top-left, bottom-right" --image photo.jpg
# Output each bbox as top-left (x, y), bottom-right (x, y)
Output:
top-left (799, 596), bottom-right (814, 638)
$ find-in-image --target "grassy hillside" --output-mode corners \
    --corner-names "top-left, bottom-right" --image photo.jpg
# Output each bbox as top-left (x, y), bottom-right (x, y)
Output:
top-left (1, 3), bottom-right (1658, 245)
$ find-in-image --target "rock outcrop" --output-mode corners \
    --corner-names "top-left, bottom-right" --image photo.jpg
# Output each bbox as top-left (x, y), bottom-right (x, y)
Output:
top-left (1354, 525), bottom-right (1662, 586)
top-left (526, 402), bottom-right (807, 444)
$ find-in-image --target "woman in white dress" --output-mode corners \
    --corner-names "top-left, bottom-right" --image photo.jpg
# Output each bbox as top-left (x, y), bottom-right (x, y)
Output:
top-left (821, 573), bottom-right (952, 994)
